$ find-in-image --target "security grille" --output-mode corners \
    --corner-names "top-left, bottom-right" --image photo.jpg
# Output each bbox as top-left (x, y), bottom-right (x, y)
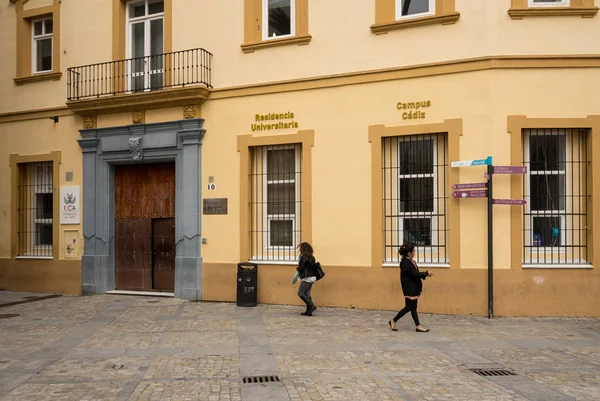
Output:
top-left (17, 162), bottom-right (54, 257)
top-left (522, 129), bottom-right (589, 265)
top-left (249, 144), bottom-right (302, 262)
top-left (382, 133), bottom-right (448, 264)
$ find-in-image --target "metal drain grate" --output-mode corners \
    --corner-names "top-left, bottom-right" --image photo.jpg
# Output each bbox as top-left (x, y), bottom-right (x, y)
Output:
top-left (0, 314), bottom-right (20, 319)
top-left (469, 368), bottom-right (517, 377)
top-left (242, 375), bottom-right (280, 384)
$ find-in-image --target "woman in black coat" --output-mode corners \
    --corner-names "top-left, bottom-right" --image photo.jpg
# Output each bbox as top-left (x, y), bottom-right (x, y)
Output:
top-left (296, 242), bottom-right (318, 316)
top-left (388, 243), bottom-right (434, 332)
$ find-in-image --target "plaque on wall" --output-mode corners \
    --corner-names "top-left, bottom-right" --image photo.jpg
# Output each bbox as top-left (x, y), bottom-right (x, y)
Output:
top-left (203, 198), bottom-right (228, 215)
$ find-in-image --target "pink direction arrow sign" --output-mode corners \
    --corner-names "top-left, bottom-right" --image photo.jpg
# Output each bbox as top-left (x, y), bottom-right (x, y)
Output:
top-left (493, 199), bottom-right (527, 205)
top-left (452, 190), bottom-right (487, 199)
top-left (452, 183), bottom-right (487, 190)
top-left (493, 166), bottom-right (527, 174)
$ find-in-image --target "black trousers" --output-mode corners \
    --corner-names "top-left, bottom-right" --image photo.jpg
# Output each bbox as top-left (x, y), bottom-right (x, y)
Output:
top-left (393, 298), bottom-right (420, 326)
top-left (298, 281), bottom-right (314, 309)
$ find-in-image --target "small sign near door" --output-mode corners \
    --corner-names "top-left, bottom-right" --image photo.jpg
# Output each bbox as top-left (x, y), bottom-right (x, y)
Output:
top-left (60, 186), bottom-right (80, 224)
top-left (203, 198), bottom-right (228, 215)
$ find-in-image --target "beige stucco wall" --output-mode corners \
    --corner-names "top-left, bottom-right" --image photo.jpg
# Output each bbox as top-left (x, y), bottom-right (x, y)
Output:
top-left (1, 0), bottom-right (599, 314)
top-left (1, 66), bottom-right (599, 314)
top-left (200, 68), bottom-right (600, 269)
top-left (2, 0), bottom-right (600, 113)
top-left (0, 114), bottom-right (84, 259)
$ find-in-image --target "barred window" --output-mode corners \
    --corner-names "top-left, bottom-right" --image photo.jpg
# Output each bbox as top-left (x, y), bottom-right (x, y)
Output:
top-left (250, 144), bottom-right (302, 261)
top-left (383, 134), bottom-right (448, 264)
top-left (17, 162), bottom-right (54, 257)
top-left (523, 129), bottom-right (589, 265)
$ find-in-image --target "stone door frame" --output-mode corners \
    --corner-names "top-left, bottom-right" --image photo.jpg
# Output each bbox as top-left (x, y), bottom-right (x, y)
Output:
top-left (78, 119), bottom-right (205, 300)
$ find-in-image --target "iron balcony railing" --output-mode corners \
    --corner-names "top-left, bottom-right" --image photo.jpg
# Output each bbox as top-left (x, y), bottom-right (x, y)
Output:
top-left (67, 48), bottom-right (212, 101)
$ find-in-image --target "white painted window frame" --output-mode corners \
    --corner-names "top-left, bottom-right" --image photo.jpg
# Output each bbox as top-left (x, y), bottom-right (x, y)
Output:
top-left (396, 0), bottom-right (435, 21)
top-left (31, 162), bottom-right (53, 252)
top-left (528, 0), bottom-right (569, 7)
top-left (523, 130), bottom-right (586, 263)
top-left (262, 145), bottom-right (301, 256)
top-left (31, 17), bottom-right (53, 74)
top-left (126, 0), bottom-right (164, 92)
top-left (396, 136), bottom-right (440, 263)
top-left (262, 0), bottom-right (296, 41)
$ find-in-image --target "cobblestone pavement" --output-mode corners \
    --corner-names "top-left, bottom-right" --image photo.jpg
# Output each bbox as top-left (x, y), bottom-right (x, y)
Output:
top-left (0, 296), bottom-right (599, 400)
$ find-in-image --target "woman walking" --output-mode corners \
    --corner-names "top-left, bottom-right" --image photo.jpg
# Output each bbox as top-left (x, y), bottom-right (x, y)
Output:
top-left (296, 242), bottom-right (318, 316)
top-left (389, 243), bottom-right (434, 332)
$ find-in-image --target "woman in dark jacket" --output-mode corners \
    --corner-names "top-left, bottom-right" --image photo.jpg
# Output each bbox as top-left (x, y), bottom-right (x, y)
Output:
top-left (388, 243), bottom-right (434, 332)
top-left (296, 242), bottom-right (318, 316)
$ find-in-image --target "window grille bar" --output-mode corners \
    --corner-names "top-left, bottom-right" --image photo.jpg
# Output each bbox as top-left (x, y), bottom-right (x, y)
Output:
top-left (17, 162), bottom-right (53, 257)
top-left (249, 144), bottom-right (303, 262)
top-left (522, 128), bottom-right (589, 265)
top-left (382, 133), bottom-right (448, 264)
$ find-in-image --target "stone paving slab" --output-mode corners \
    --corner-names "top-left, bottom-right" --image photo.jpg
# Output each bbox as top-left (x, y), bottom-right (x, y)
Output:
top-left (0, 295), bottom-right (599, 400)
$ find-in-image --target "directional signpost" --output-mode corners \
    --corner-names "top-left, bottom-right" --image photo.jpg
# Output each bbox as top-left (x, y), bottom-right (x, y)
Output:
top-left (452, 190), bottom-right (487, 199)
top-left (451, 157), bottom-right (528, 319)
top-left (493, 199), bottom-right (527, 205)
top-left (492, 166), bottom-right (527, 175)
top-left (452, 183), bottom-right (487, 190)
top-left (451, 156), bottom-right (492, 168)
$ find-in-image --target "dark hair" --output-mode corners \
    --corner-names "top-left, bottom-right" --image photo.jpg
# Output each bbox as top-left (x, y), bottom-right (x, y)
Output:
top-left (297, 242), bottom-right (314, 257)
top-left (398, 243), bottom-right (415, 257)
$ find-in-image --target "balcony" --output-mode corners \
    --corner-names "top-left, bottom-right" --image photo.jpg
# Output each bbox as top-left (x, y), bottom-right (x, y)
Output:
top-left (66, 48), bottom-right (213, 114)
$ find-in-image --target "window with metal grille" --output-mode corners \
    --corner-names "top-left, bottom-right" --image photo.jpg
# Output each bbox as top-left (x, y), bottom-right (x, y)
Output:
top-left (383, 133), bottom-right (448, 264)
top-left (17, 162), bottom-right (54, 257)
top-left (523, 128), bottom-right (589, 265)
top-left (249, 144), bottom-right (302, 262)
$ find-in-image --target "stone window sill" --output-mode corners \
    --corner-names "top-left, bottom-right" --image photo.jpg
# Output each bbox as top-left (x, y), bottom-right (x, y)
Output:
top-left (522, 264), bottom-right (593, 269)
top-left (15, 256), bottom-right (54, 260)
top-left (508, 7), bottom-right (599, 19)
top-left (14, 71), bottom-right (62, 86)
top-left (241, 35), bottom-right (312, 53)
top-left (370, 12), bottom-right (460, 35)
top-left (249, 260), bottom-right (298, 265)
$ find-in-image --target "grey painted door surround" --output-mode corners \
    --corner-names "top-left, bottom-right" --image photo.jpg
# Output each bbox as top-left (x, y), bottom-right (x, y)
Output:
top-left (78, 118), bottom-right (205, 300)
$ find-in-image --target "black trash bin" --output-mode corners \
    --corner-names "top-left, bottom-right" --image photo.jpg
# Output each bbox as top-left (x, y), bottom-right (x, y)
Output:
top-left (237, 262), bottom-right (258, 307)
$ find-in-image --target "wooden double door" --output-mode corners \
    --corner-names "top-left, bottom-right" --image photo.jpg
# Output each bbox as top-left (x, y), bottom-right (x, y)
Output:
top-left (114, 163), bottom-right (176, 292)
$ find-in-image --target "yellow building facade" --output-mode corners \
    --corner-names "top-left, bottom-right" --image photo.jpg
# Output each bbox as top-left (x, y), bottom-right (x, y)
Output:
top-left (1, 0), bottom-right (600, 317)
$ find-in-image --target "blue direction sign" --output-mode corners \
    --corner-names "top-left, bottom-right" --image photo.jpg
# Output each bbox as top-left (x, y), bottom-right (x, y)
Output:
top-left (451, 156), bottom-right (492, 168)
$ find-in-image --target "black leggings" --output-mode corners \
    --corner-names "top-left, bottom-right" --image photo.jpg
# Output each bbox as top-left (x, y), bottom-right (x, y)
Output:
top-left (393, 298), bottom-right (420, 326)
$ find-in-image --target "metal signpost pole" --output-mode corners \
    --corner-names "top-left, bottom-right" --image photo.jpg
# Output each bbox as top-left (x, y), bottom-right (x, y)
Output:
top-left (487, 164), bottom-right (494, 319)
top-left (451, 158), bottom-right (525, 320)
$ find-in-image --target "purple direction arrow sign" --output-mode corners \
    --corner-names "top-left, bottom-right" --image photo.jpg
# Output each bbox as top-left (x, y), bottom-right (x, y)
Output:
top-left (452, 190), bottom-right (487, 199)
top-left (493, 199), bottom-right (527, 205)
top-left (452, 183), bottom-right (487, 190)
top-left (493, 166), bottom-right (527, 174)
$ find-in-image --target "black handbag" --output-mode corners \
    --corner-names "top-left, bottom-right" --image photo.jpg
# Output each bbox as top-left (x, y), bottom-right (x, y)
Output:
top-left (314, 261), bottom-right (326, 281)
